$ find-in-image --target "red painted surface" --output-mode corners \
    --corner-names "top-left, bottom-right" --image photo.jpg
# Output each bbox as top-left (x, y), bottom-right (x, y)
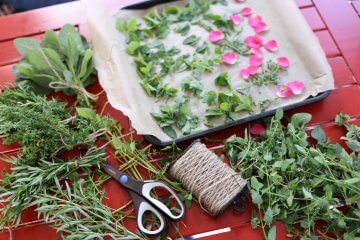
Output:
top-left (0, 0), bottom-right (360, 239)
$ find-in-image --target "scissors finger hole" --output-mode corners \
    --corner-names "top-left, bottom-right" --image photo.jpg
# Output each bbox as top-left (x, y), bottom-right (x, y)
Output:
top-left (141, 210), bottom-right (163, 232)
top-left (150, 187), bottom-right (183, 216)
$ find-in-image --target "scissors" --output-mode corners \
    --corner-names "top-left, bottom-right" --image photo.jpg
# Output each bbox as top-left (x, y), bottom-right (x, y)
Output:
top-left (101, 163), bottom-right (185, 236)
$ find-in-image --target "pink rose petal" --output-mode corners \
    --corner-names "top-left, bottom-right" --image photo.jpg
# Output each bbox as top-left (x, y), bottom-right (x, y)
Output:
top-left (209, 30), bottom-right (224, 43)
top-left (251, 48), bottom-right (263, 57)
top-left (235, 0), bottom-right (246, 2)
top-left (240, 68), bottom-right (251, 79)
top-left (264, 40), bottom-right (278, 52)
top-left (248, 65), bottom-right (260, 75)
top-left (245, 35), bottom-right (264, 49)
top-left (230, 14), bottom-right (242, 25)
top-left (276, 85), bottom-right (293, 98)
top-left (287, 81), bottom-right (305, 95)
top-left (250, 54), bottom-right (263, 67)
top-left (250, 123), bottom-right (265, 135)
top-left (277, 57), bottom-right (290, 68)
top-left (254, 21), bottom-right (269, 34)
top-left (248, 14), bottom-right (263, 28)
top-left (241, 7), bottom-right (253, 16)
top-left (221, 52), bottom-right (238, 65)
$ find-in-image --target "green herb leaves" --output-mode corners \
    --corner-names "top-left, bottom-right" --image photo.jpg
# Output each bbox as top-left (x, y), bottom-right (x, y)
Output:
top-left (183, 34), bottom-right (200, 46)
top-left (14, 24), bottom-right (96, 107)
top-left (225, 109), bottom-right (360, 239)
top-left (151, 98), bottom-right (199, 138)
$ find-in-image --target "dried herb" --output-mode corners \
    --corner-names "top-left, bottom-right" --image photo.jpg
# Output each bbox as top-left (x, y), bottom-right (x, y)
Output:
top-left (182, 77), bottom-right (204, 97)
top-left (183, 34), bottom-right (200, 46)
top-left (13, 24), bottom-right (96, 107)
top-left (224, 109), bottom-right (360, 239)
top-left (248, 61), bottom-right (283, 86)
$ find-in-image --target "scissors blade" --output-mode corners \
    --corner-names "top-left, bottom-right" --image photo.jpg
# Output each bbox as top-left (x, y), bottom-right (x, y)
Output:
top-left (101, 163), bottom-right (124, 181)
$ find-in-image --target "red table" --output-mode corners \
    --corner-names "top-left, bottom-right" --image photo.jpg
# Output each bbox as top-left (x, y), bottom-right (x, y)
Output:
top-left (0, 0), bottom-right (360, 239)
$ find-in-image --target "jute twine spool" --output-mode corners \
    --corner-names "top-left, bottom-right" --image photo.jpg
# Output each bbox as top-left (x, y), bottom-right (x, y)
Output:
top-left (168, 141), bottom-right (247, 216)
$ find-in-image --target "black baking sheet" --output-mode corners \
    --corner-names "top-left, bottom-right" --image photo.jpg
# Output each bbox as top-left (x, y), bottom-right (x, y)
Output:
top-left (122, 0), bottom-right (332, 147)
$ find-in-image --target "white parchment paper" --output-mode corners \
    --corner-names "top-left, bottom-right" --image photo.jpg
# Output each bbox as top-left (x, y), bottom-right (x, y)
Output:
top-left (87, 0), bottom-right (334, 142)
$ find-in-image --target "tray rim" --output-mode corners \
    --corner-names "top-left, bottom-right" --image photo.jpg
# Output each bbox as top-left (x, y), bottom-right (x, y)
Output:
top-left (121, 0), bottom-right (332, 146)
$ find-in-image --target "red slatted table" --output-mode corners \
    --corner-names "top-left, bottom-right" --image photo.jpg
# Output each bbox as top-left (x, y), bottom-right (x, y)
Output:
top-left (0, 0), bottom-right (359, 239)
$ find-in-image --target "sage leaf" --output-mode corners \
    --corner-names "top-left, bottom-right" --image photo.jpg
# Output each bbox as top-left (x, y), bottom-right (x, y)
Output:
top-left (14, 38), bottom-right (41, 56)
top-left (183, 35), bottom-right (199, 46)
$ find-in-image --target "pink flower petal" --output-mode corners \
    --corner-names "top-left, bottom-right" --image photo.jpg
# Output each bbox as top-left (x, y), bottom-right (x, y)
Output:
top-left (287, 81), bottom-right (305, 95)
top-left (248, 65), bottom-right (260, 75)
top-left (221, 52), bottom-right (238, 65)
top-left (277, 57), bottom-right (290, 68)
top-left (209, 30), bottom-right (224, 43)
top-left (276, 85), bottom-right (293, 98)
top-left (250, 55), bottom-right (263, 67)
top-left (245, 35), bottom-right (264, 49)
top-left (248, 14), bottom-right (263, 28)
top-left (241, 7), bottom-right (253, 17)
top-left (254, 21), bottom-right (269, 34)
top-left (264, 40), bottom-right (278, 52)
top-left (230, 14), bottom-right (242, 25)
top-left (235, 0), bottom-right (246, 2)
top-left (251, 48), bottom-right (263, 57)
top-left (240, 68), bottom-right (251, 79)
top-left (250, 123), bottom-right (265, 135)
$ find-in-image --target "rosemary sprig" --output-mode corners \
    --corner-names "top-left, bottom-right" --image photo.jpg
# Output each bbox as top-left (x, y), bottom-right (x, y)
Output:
top-left (33, 178), bottom-right (142, 240)
top-left (0, 148), bottom-right (106, 228)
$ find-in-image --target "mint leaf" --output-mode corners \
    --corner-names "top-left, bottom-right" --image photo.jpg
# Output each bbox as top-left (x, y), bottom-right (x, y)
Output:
top-left (215, 72), bottom-right (231, 89)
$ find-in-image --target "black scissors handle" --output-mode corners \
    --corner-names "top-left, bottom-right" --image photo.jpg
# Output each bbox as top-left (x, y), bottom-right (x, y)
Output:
top-left (101, 163), bottom-right (185, 235)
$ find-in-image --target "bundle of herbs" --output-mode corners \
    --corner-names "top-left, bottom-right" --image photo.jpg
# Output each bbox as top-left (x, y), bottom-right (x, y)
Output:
top-left (224, 109), bottom-right (360, 240)
top-left (13, 24), bottom-right (96, 107)
top-left (0, 88), bottom-right (141, 239)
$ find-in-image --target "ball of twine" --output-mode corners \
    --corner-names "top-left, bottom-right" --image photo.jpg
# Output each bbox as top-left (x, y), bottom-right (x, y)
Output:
top-left (169, 142), bottom-right (247, 216)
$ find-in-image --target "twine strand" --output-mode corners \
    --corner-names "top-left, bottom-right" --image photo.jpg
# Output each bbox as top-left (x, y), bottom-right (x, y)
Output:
top-left (169, 142), bottom-right (247, 216)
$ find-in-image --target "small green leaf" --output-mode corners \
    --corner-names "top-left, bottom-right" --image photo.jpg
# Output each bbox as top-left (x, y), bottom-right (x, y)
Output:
top-left (251, 190), bottom-right (263, 206)
top-left (264, 207), bottom-right (273, 225)
top-left (311, 126), bottom-right (326, 144)
top-left (291, 113), bottom-right (312, 128)
top-left (275, 108), bottom-right (284, 120)
top-left (183, 35), bottom-right (199, 46)
top-left (302, 187), bottom-right (313, 199)
top-left (250, 176), bottom-right (263, 191)
top-left (346, 140), bottom-right (360, 152)
top-left (267, 226), bottom-right (277, 240)
top-left (196, 42), bottom-right (208, 54)
top-left (215, 72), bottom-right (231, 89)
top-left (14, 38), bottom-right (41, 57)
top-left (76, 108), bottom-right (96, 119)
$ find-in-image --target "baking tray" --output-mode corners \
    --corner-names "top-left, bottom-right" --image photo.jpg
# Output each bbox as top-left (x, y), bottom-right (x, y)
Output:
top-left (123, 0), bottom-right (332, 147)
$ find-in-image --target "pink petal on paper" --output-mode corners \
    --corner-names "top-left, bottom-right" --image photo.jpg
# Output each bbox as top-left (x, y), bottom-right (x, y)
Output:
top-left (241, 7), bottom-right (253, 16)
top-left (248, 14), bottom-right (263, 27)
top-left (248, 65), bottom-right (260, 75)
top-left (250, 123), bottom-right (265, 135)
top-left (264, 40), bottom-right (278, 52)
top-left (235, 0), bottom-right (246, 2)
top-left (240, 68), bottom-right (251, 79)
top-left (221, 52), bottom-right (238, 65)
top-left (276, 85), bottom-right (293, 98)
top-left (250, 55), bottom-right (263, 67)
top-left (254, 21), bottom-right (269, 34)
top-left (245, 35), bottom-right (264, 48)
top-left (277, 57), bottom-right (290, 68)
top-left (209, 30), bottom-right (224, 43)
top-left (287, 81), bottom-right (305, 95)
top-left (230, 14), bottom-right (242, 25)
top-left (251, 48), bottom-right (263, 57)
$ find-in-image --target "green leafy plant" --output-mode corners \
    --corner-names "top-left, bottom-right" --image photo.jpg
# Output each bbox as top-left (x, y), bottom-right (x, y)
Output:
top-left (13, 24), bottom-right (96, 106)
top-left (0, 89), bottom-right (103, 163)
top-left (151, 98), bottom-right (199, 138)
top-left (215, 72), bottom-right (231, 89)
top-left (224, 109), bottom-right (360, 239)
top-left (205, 91), bottom-right (255, 123)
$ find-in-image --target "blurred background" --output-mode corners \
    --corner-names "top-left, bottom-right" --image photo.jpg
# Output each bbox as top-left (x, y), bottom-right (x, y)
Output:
top-left (0, 0), bottom-right (76, 15)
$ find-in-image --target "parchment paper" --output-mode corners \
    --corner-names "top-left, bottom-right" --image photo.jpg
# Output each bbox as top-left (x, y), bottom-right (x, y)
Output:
top-left (87, 0), bottom-right (334, 142)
